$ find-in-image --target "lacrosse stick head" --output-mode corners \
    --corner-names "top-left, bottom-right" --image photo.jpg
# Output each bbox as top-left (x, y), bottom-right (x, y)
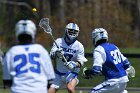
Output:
top-left (39, 18), bottom-right (52, 34)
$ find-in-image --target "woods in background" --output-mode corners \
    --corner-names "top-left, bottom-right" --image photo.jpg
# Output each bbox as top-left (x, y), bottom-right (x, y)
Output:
top-left (0, 0), bottom-right (140, 49)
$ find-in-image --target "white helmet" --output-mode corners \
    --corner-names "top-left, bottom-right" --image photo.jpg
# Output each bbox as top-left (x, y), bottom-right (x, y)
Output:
top-left (65, 23), bottom-right (80, 41)
top-left (92, 28), bottom-right (108, 45)
top-left (15, 20), bottom-right (37, 40)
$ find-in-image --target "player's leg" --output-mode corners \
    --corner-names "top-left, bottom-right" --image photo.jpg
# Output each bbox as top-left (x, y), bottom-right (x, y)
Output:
top-left (118, 82), bottom-right (127, 93)
top-left (48, 74), bottom-right (62, 93)
top-left (123, 90), bottom-right (128, 93)
top-left (67, 78), bottom-right (77, 93)
top-left (66, 72), bottom-right (79, 93)
top-left (89, 81), bottom-right (120, 93)
top-left (48, 87), bottom-right (57, 93)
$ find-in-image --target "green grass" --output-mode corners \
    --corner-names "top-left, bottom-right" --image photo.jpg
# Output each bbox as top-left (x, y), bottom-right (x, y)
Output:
top-left (78, 57), bottom-right (140, 87)
top-left (120, 48), bottom-right (140, 53)
top-left (0, 88), bottom-right (140, 93)
top-left (0, 48), bottom-right (140, 92)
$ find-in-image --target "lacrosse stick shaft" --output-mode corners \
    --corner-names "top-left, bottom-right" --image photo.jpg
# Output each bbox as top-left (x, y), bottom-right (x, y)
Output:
top-left (50, 33), bottom-right (59, 48)
top-left (49, 34), bottom-right (68, 64)
top-left (39, 18), bottom-right (67, 64)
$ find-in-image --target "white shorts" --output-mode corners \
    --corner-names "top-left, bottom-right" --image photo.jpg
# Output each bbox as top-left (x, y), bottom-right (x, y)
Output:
top-left (89, 80), bottom-right (127, 93)
top-left (50, 70), bottom-right (79, 89)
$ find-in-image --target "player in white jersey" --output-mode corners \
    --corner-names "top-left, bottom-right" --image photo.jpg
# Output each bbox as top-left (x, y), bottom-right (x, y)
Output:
top-left (2, 20), bottom-right (55, 93)
top-left (48, 23), bottom-right (87, 93)
top-left (82, 28), bottom-right (135, 93)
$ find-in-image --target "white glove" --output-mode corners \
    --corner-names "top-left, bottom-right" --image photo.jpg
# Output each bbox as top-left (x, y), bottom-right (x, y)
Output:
top-left (66, 61), bottom-right (77, 70)
top-left (126, 66), bottom-right (135, 78)
top-left (50, 52), bottom-right (56, 59)
top-left (55, 48), bottom-right (64, 59)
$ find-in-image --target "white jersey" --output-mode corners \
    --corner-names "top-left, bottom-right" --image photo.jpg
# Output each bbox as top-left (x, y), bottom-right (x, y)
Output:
top-left (2, 44), bottom-right (55, 93)
top-left (50, 38), bottom-right (87, 73)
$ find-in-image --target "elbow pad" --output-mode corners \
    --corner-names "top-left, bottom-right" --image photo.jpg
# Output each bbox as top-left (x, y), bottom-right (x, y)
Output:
top-left (90, 66), bottom-right (102, 75)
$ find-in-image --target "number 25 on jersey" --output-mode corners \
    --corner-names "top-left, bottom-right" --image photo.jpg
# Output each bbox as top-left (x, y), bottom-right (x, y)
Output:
top-left (14, 53), bottom-right (41, 76)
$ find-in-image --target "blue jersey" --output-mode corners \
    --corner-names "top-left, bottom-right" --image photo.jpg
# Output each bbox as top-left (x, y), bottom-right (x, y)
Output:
top-left (100, 43), bottom-right (128, 80)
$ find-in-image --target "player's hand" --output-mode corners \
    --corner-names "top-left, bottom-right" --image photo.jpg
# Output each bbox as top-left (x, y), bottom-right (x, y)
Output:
top-left (55, 48), bottom-right (64, 59)
top-left (126, 66), bottom-right (135, 78)
top-left (65, 61), bottom-right (76, 70)
top-left (82, 67), bottom-right (93, 79)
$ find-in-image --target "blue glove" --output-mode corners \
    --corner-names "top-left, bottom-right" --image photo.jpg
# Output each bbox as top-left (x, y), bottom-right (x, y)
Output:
top-left (66, 61), bottom-right (77, 70)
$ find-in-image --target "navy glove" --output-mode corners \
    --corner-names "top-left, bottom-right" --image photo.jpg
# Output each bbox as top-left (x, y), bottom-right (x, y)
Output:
top-left (82, 67), bottom-right (93, 79)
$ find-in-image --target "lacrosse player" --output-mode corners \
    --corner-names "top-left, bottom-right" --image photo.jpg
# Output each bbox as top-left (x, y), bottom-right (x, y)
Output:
top-left (82, 28), bottom-right (135, 93)
top-left (48, 23), bottom-right (87, 93)
top-left (2, 20), bottom-right (55, 93)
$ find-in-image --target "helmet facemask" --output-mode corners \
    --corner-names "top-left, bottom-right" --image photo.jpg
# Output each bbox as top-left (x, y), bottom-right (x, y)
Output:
top-left (66, 29), bottom-right (79, 40)
top-left (65, 23), bottom-right (80, 43)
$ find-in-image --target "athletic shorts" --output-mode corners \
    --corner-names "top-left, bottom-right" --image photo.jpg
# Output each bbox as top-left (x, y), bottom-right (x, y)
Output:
top-left (89, 80), bottom-right (127, 93)
top-left (50, 70), bottom-right (79, 89)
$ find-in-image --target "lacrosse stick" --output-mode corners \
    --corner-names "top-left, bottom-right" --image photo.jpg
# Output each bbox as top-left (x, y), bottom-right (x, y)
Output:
top-left (39, 18), bottom-right (67, 64)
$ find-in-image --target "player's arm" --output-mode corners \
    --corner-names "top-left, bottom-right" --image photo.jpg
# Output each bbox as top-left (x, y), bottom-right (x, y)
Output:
top-left (122, 59), bottom-right (135, 78)
top-left (82, 46), bottom-right (104, 79)
top-left (82, 66), bottom-right (102, 79)
top-left (66, 44), bottom-right (88, 70)
top-left (2, 52), bottom-right (13, 88)
top-left (3, 80), bottom-right (12, 89)
top-left (50, 40), bottom-right (64, 60)
top-left (65, 60), bottom-right (84, 70)
top-left (42, 48), bottom-right (55, 88)
top-left (120, 53), bottom-right (135, 78)
top-left (50, 42), bottom-right (58, 59)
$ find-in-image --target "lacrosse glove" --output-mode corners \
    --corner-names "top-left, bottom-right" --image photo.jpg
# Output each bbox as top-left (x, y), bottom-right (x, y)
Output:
top-left (65, 61), bottom-right (77, 70)
top-left (55, 48), bottom-right (64, 59)
top-left (126, 66), bottom-right (135, 78)
top-left (82, 67), bottom-right (93, 79)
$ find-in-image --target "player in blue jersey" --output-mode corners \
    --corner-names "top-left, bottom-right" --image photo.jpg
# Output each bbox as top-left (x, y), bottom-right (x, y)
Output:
top-left (82, 28), bottom-right (135, 93)
top-left (2, 20), bottom-right (55, 93)
top-left (48, 23), bottom-right (87, 93)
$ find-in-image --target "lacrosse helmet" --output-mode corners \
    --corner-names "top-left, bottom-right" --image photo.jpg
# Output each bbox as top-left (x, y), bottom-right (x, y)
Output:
top-left (15, 20), bottom-right (37, 41)
top-left (65, 23), bottom-right (80, 42)
top-left (92, 28), bottom-right (108, 45)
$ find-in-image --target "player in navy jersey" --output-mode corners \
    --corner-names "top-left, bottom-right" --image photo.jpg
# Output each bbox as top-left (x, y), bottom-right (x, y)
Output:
top-left (2, 20), bottom-right (55, 93)
top-left (82, 28), bottom-right (135, 93)
top-left (48, 23), bottom-right (87, 93)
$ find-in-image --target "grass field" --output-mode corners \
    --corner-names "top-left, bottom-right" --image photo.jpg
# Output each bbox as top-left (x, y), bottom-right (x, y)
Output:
top-left (0, 48), bottom-right (140, 93)
top-left (0, 88), bottom-right (140, 93)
